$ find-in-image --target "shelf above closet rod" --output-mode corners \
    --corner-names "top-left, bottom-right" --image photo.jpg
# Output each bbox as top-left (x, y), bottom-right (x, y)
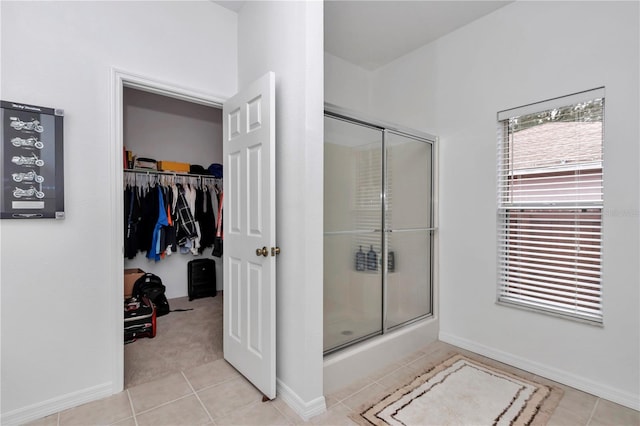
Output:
top-left (123, 169), bottom-right (222, 187)
top-left (123, 169), bottom-right (221, 179)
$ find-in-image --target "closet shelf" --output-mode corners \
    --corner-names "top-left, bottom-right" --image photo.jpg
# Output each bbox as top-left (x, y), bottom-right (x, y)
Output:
top-left (124, 169), bottom-right (222, 187)
top-left (124, 168), bottom-right (221, 179)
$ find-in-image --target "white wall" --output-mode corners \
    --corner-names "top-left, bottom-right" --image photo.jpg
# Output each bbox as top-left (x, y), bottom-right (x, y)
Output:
top-left (124, 87), bottom-right (223, 166)
top-left (0, 1), bottom-right (237, 423)
top-left (324, 52), bottom-right (373, 113)
top-left (123, 88), bottom-right (224, 297)
top-left (238, 1), bottom-right (326, 419)
top-left (370, 1), bottom-right (639, 409)
top-left (370, 45), bottom-right (438, 136)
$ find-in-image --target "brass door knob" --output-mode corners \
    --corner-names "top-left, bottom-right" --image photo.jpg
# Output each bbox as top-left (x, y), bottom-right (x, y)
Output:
top-left (271, 247), bottom-right (281, 256)
top-left (256, 246), bottom-right (268, 257)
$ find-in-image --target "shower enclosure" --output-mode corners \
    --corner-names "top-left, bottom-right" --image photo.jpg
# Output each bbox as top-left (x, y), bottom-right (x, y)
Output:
top-left (324, 107), bottom-right (435, 354)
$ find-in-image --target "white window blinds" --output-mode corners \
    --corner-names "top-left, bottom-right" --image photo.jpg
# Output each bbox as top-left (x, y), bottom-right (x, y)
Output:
top-left (497, 88), bottom-right (604, 324)
top-left (354, 145), bottom-right (392, 262)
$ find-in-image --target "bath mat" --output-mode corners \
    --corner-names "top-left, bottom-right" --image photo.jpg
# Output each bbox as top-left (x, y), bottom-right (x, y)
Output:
top-left (350, 354), bottom-right (563, 426)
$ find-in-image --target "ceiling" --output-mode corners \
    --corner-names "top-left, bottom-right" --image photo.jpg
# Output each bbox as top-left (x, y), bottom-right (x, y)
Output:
top-left (213, 0), bottom-right (245, 13)
top-left (324, 1), bottom-right (510, 70)
top-left (214, 1), bottom-right (511, 70)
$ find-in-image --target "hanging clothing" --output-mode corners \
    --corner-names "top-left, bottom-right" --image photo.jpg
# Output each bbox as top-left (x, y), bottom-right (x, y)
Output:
top-left (198, 188), bottom-right (216, 252)
top-left (122, 173), bottom-right (220, 261)
top-left (124, 185), bottom-right (141, 259)
top-left (185, 184), bottom-right (201, 254)
top-left (175, 184), bottom-right (198, 249)
top-left (137, 185), bottom-right (159, 256)
top-left (147, 186), bottom-right (169, 262)
top-left (212, 190), bottom-right (224, 257)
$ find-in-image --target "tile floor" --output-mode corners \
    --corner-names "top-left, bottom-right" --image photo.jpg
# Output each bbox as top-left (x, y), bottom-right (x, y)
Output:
top-left (27, 341), bottom-right (639, 426)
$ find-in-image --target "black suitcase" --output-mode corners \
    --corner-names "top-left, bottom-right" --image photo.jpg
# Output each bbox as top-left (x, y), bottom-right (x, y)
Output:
top-left (188, 258), bottom-right (217, 301)
top-left (124, 296), bottom-right (156, 343)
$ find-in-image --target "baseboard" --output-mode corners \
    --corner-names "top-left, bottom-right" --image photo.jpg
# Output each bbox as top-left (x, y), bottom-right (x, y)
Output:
top-left (1, 382), bottom-right (113, 426)
top-left (276, 378), bottom-right (327, 421)
top-left (439, 332), bottom-right (640, 411)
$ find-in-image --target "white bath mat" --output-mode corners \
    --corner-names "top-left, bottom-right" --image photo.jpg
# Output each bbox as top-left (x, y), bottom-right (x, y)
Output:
top-left (351, 354), bottom-right (562, 426)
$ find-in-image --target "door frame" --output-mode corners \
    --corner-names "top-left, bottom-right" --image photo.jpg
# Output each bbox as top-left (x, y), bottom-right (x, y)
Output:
top-left (109, 68), bottom-right (227, 392)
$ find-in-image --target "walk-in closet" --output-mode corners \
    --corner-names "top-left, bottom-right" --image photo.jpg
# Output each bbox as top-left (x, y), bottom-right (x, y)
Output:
top-left (122, 87), bottom-right (224, 388)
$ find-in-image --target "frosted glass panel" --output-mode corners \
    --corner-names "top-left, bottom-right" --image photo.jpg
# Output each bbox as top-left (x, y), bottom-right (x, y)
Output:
top-left (384, 131), bottom-right (433, 329)
top-left (324, 117), bottom-right (383, 233)
top-left (323, 233), bottom-right (382, 352)
top-left (385, 231), bottom-right (432, 329)
top-left (385, 132), bottom-right (432, 230)
top-left (324, 115), bottom-right (384, 352)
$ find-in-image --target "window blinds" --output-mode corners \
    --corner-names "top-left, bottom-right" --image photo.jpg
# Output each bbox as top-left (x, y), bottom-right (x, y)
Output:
top-left (497, 88), bottom-right (604, 323)
top-left (355, 146), bottom-right (382, 253)
top-left (354, 145), bottom-right (392, 258)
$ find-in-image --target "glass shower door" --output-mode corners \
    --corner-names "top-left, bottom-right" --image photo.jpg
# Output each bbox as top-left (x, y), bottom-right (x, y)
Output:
top-left (324, 116), bottom-right (383, 353)
top-left (383, 130), bottom-right (433, 329)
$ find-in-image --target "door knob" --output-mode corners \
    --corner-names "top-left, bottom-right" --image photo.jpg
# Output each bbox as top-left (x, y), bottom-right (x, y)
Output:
top-left (271, 247), bottom-right (281, 256)
top-left (256, 246), bottom-right (268, 257)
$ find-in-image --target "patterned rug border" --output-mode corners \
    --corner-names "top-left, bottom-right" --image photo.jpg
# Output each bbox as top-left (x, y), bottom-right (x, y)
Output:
top-left (349, 353), bottom-right (564, 426)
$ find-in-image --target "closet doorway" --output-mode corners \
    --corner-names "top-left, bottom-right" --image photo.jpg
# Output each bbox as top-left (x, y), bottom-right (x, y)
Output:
top-left (111, 70), bottom-right (227, 392)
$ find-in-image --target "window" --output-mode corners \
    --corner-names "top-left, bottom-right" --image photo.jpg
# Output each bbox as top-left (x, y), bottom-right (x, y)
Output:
top-left (497, 88), bottom-right (604, 324)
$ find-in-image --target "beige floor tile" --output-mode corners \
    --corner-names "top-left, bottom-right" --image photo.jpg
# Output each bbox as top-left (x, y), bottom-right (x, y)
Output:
top-left (417, 340), bottom-right (457, 357)
top-left (59, 391), bottom-right (132, 426)
top-left (420, 342), bottom-right (457, 359)
top-left (128, 372), bottom-right (193, 414)
top-left (216, 400), bottom-right (293, 425)
top-left (270, 397), bottom-right (309, 424)
top-left (589, 399), bottom-right (640, 426)
top-left (322, 394), bottom-right (341, 409)
top-left (556, 387), bottom-right (598, 416)
top-left (366, 361), bottom-right (404, 382)
top-left (326, 376), bottom-right (374, 403)
top-left (309, 403), bottom-right (357, 426)
top-left (547, 405), bottom-right (589, 426)
top-left (405, 354), bottom-right (441, 374)
top-left (340, 383), bottom-right (388, 412)
top-left (24, 413), bottom-right (59, 426)
top-left (135, 395), bottom-right (211, 426)
top-left (396, 348), bottom-right (427, 366)
top-left (539, 386), bottom-right (594, 426)
top-left (111, 417), bottom-right (137, 426)
top-left (376, 364), bottom-right (420, 391)
top-left (197, 376), bottom-right (262, 419)
top-left (183, 358), bottom-right (241, 391)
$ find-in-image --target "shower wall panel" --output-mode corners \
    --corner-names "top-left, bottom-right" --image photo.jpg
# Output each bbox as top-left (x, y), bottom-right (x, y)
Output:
top-left (324, 117), bottom-right (384, 353)
top-left (384, 131), bottom-right (433, 330)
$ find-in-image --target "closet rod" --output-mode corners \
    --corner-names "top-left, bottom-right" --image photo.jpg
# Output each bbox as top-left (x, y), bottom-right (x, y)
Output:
top-left (123, 169), bottom-right (222, 187)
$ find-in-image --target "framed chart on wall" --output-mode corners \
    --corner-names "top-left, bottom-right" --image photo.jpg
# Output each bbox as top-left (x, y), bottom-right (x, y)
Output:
top-left (1, 100), bottom-right (64, 219)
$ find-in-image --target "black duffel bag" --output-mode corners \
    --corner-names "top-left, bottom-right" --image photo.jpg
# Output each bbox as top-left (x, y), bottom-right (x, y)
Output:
top-left (133, 273), bottom-right (170, 317)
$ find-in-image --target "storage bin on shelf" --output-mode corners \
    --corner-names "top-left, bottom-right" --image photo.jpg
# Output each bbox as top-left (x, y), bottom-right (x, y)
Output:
top-left (157, 161), bottom-right (190, 173)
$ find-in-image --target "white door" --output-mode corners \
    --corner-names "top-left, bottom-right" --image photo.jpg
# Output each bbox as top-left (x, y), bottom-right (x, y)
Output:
top-left (223, 72), bottom-right (277, 399)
